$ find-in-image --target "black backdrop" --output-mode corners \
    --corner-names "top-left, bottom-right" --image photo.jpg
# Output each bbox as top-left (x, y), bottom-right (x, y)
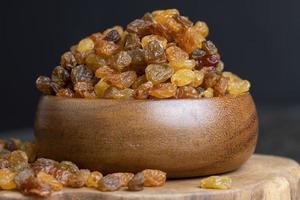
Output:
top-left (0, 0), bottom-right (299, 131)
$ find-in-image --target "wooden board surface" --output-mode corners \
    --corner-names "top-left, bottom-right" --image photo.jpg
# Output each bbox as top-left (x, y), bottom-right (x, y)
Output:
top-left (0, 154), bottom-right (300, 200)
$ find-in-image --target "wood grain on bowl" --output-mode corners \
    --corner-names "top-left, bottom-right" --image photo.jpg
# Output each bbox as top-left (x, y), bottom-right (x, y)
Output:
top-left (34, 93), bottom-right (258, 178)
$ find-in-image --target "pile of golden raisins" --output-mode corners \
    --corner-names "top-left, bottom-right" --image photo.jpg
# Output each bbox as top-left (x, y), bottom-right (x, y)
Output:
top-left (0, 138), bottom-right (167, 197)
top-left (36, 9), bottom-right (250, 99)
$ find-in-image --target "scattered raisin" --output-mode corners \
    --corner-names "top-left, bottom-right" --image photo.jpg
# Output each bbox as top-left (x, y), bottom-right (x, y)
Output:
top-left (5, 139), bottom-right (18, 151)
top-left (200, 176), bottom-right (232, 189)
top-left (128, 172), bottom-right (144, 191)
top-left (7, 150), bottom-right (28, 172)
top-left (19, 142), bottom-right (37, 163)
top-left (97, 174), bottom-right (122, 192)
top-left (86, 171), bottom-right (103, 188)
top-left (143, 169), bottom-right (167, 187)
top-left (66, 170), bottom-right (87, 188)
top-left (109, 173), bottom-right (134, 187)
top-left (37, 172), bottom-right (63, 191)
top-left (0, 168), bottom-right (17, 190)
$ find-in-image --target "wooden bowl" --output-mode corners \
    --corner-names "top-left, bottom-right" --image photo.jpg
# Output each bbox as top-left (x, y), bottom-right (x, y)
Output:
top-left (34, 93), bottom-right (258, 178)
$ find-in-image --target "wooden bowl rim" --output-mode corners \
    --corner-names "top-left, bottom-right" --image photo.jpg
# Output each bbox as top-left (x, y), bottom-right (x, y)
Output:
top-left (40, 92), bottom-right (251, 103)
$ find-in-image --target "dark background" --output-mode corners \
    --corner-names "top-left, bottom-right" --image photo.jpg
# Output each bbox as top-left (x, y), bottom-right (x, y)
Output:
top-left (0, 1), bottom-right (299, 160)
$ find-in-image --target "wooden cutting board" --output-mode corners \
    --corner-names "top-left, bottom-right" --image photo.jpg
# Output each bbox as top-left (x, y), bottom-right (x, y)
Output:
top-left (1, 154), bottom-right (300, 200)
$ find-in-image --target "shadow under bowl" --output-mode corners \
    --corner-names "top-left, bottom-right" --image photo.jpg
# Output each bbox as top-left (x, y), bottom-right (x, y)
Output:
top-left (34, 93), bottom-right (258, 178)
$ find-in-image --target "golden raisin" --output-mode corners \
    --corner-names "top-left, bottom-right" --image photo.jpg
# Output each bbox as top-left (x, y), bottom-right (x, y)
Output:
top-left (7, 150), bottom-right (28, 172)
top-left (145, 64), bottom-right (174, 85)
top-left (166, 46), bottom-right (189, 62)
top-left (143, 169), bottom-right (166, 187)
top-left (94, 80), bottom-right (110, 98)
top-left (19, 142), bottom-right (37, 163)
top-left (131, 75), bottom-right (147, 89)
top-left (134, 81), bottom-right (153, 100)
top-left (189, 70), bottom-right (204, 87)
top-left (104, 71), bottom-right (137, 89)
top-left (153, 9), bottom-right (183, 35)
top-left (222, 72), bottom-right (250, 95)
top-left (149, 83), bottom-right (177, 99)
top-left (56, 88), bottom-right (75, 98)
top-left (77, 38), bottom-right (95, 53)
top-left (177, 26), bottom-right (206, 53)
top-left (194, 21), bottom-right (209, 37)
top-left (85, 53), bottom-right (107, 72)
top-left (86, 171), bottom-right (103, 188)
top-left (104, 87), bottom-right (134, 99)
top-left (0, 168), bottom-right (17, 190)
top-left (200, 87), bottom-right (214, 98)
top-left (176, 86), bottom-right (199, 99)
top-left (171, 69), bottom-right (195, 86)
top-left (37, 172), bottom-right (63, 191)
top-left (95, 66), bottom-right (116, 79)
top-left (74, 82), bottom-right (94, 98)
top-left (214, 77), bottom-right (228, 96)
top-left (95, 40), bottom-right (120, 57)
top-left (141, 35), bottom-right (167, 49)
top-left (200, 176), bottom-right (232, 189)
top-left (36, 9), bottom-right (250, 100)
top-left (169, 59), bottom-right (196, 71)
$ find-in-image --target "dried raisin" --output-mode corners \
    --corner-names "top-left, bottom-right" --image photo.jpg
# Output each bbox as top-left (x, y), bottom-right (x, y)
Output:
top-left (97, 174), bottom-right (122, 192)
top-left (143, 169), bottom-right (166, 187)
top-left (128, 172), bottom-right (144, 191)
